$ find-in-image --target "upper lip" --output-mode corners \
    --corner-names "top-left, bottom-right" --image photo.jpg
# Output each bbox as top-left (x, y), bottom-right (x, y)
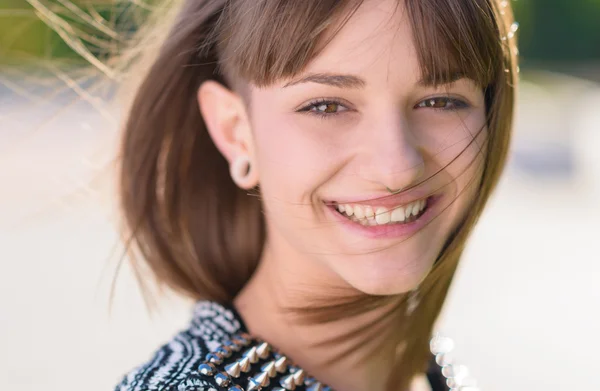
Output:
top-left (325, 188), bottom-right (439, 209)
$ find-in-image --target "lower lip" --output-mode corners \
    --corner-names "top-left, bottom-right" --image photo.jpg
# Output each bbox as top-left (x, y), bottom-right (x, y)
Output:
top-left (326, 195), bottom-right (442, 239)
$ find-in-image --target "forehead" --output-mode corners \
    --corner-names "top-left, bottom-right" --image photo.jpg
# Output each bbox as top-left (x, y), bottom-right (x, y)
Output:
top-left (293, 0), bottom-right (420, 88)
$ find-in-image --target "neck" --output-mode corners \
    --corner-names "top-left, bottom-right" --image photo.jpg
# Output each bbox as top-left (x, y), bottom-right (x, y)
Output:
top-left (233, 239), bottom-right (405, 391)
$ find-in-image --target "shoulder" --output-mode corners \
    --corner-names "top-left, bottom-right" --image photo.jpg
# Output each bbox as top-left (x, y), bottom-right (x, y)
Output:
top-left (114, 301), bottom-right (245, 391)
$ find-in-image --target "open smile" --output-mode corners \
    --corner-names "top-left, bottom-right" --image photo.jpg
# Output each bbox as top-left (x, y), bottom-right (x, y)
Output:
top-left (333, 197), bottom-right (429, 226)
top-left (325, 193), bottom-right (442, 239)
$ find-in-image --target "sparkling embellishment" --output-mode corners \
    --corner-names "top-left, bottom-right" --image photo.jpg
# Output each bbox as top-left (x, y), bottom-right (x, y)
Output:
top-left (274, 355), bottom-right (288, 373)
top-left (205, 352), bottom-right (224, 365)
top-left (233, 336), bottom-right (250, 346)
top-left (247, 371), bottom-right (270, 390)
top-left (432, 335), bottom-right (479, 391)
top-left (304, 376), bottom-right (316, 386)
top-left (216, 345), bottom-right (233, 358)
top-left (435, 352), bottom-right (453, 367)
top-left (280, 374), bottom-right (297, 390)
top-left (198, 362), bottom-right (217, 376)
top-left (306, 382), bottom-right (324, 391)
top-left (195, 331), bottom-right (475, 391)
top-left (260, 360), bottom-right (277, 377)
top-left (224, 340), bottom-right (242, 352)
top-left (429, 334), bottom-right (455, 354)
top-left (243, 346), bottom-right (259, 364)
top-left (246, 379), bottom-right (260, 391)
top-left (225, 362), bottom-right (242, 378)
top-left (256, 341), bottom-right (271, 359)
top-left (238, 356), bottom-right (251, 372)
top-left (292, 369), bottom-right (305, 385)
top-left (215, 371), bottom-right (232, 387)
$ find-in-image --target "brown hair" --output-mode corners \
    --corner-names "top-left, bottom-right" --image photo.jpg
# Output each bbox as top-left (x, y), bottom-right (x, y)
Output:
top-left (117, 0), bottom-right (518, 388)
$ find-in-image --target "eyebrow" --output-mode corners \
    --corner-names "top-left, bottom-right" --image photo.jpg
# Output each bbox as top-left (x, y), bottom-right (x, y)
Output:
top-left (283, 73), bottom-right (366, 89)
top-left (282, 71), bottom-right (469, 89)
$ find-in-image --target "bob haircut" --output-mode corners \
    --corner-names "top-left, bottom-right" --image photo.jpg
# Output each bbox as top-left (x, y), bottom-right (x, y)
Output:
top-left (117, 0), bottom-right (518, 388)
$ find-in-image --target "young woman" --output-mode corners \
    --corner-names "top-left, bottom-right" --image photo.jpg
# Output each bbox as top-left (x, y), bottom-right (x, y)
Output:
top-left (114, 0), bottom-right (518, 390)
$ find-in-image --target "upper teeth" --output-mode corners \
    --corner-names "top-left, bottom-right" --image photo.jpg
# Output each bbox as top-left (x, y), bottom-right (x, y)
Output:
top-left (335, 199), bottom-right (427, 226)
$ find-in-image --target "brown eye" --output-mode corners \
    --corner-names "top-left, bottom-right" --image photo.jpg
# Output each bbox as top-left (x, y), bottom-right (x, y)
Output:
top-left (313, 102), bottom-right (345, 114)
top-left (321, 103), bottom-right (339, 113)
top-left (416, 97), bottom-right (468, 111)
top-left (298, 99), bottom-right (350, 118)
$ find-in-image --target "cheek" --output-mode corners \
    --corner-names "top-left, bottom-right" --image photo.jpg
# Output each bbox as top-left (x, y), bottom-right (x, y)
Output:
top-left (251, 113), bottom-right (341, 203)
top-left (418, 110), bottom-right (487, 183)
top-left (417, 112), bottom-right (487, 227)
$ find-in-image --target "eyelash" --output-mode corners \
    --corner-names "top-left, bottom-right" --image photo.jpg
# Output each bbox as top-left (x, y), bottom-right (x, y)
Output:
top-left (297, 96), bottom-right (470, 119)
top-left (297, 98), bottom-right (350, 119)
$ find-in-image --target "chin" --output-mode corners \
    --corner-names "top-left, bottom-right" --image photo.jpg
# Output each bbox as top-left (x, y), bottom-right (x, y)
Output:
top-left (327, 240), bottom-right (440, 296)
top-left (341, 259), bottom-right (433, 296)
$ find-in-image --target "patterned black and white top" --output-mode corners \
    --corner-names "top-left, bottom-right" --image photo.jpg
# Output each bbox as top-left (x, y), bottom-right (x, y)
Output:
top-left (114, 301), bottom-right (449, 391)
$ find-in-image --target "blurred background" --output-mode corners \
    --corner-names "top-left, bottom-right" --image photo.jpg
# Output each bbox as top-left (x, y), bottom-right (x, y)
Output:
top-left (0, 1), bottom-right (599, 390)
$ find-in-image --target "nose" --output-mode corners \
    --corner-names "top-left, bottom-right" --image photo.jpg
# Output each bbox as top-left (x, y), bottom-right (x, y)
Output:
top-left (358, 115), bottom-right (425, 193)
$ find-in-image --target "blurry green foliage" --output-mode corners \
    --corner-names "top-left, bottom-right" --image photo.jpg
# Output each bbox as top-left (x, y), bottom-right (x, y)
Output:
top-left (0, 0), bottom-right (599, 67)
top-left (0, 0), bottom-right (148, 65)
top-left (512, 0), bottom-right (600, 62)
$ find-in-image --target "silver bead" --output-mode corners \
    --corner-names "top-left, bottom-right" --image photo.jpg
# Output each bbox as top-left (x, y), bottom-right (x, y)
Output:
top-left (442, 364), bottom-right (456, 378)
top-left (256, 341), bottom-right (271, 359)
top-left (224, 340), bottom-right (242, 352)
top-left (429, 334), bottom-right (455, 354)
top-left (279, 374), bottom-right (297, 390)
top-left (214, 372), bottom-right (232, 387)
top-left (228, 386), bottom-right (245, 391)
top-left (205, 352), bottom-right (224, 365)
top-left (442, 364), bottom-right (468, 380)
top-left (215, 345), bottom-right (233, 358)
top-left (198, 362), bottom-right (217, 376)
top-left (233, 336), bottom-right (250, 347)
top-left (260, 361), bottom-right (277, 377)
top-left (243, 346), bottom-right (259, 364)
top-left (435, 352), bottom-right (453, 367)
top-left (225, 362), bottom-right (241, 378)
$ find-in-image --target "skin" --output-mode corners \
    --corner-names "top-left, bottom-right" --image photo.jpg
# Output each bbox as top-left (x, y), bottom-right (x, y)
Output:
top-left (198, 0), bottom-right (487, 389)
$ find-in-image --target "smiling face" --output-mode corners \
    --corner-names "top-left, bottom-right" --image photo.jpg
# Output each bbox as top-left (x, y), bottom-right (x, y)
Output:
top-left (218, 0), bottom-right (489, 296)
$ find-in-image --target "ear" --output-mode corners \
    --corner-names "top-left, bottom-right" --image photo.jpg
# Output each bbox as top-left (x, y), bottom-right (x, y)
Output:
top-left (198, 80), bottom-right (253, 162)
top-left (198, 80), bottom-right (258, 188)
